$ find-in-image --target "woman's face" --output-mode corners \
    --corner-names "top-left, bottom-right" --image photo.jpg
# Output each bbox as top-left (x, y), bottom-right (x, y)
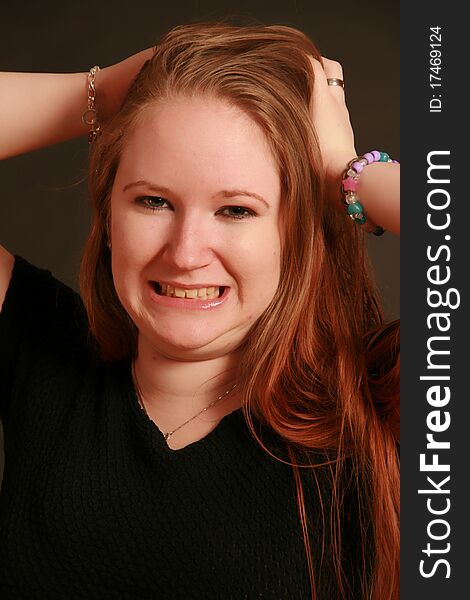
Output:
top-left (110, 96), bottom-right (282, 360)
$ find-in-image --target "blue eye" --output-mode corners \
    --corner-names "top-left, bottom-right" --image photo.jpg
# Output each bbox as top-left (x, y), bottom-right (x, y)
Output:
top-left (219, 206), bottom-right (256, 220)
top-left (136, 196), bottom-right (168, 211)
top-left (135, 197), bottom-right (256, 220)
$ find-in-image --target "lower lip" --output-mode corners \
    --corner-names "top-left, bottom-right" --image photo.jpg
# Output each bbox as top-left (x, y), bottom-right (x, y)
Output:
top-left (147, 283), bottom-right (230, 310)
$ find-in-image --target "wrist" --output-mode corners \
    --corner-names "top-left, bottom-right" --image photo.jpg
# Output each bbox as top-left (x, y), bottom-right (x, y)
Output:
top-left (324, 153), bottom-right (357, 204)
top-left (341, 151), bottom-right (398, 235)
top-left (82, 66), bottom-right (101, 144)
top-left (93, 65), bottom-right (117, 119)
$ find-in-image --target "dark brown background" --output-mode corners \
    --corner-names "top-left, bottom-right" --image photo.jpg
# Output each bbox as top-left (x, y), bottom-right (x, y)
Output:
top-left (0, 0), bottom-right (399, 483)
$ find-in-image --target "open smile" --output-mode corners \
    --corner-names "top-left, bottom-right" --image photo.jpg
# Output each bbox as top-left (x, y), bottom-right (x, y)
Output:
top-left (148, 282), bottom-right (229, 310)
top-left (153, 281), bottom-right (225, 300)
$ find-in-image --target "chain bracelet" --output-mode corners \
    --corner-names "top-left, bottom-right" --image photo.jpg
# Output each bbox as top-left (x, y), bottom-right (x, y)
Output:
top-left (81, 65), bottom-right (101, 144)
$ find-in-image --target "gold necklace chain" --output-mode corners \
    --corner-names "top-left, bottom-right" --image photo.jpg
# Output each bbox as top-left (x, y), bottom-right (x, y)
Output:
top-left (132, 363), bottom-right (238, 440)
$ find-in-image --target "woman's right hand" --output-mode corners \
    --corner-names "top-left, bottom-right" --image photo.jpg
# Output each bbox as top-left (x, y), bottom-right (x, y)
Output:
top-left (0, 47), bottom-right (155, 161)
top-left (97, 47), bottom-right (155, 119)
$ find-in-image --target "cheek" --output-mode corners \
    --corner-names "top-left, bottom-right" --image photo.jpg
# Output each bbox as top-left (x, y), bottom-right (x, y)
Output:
top-left (110, 210), bottom-right (155, 270)
top-left (237, 234), bottom-right (281, 304)
top-left (109, 217), bottom-right (149, 304)
top-left (110, 239), bottom-right (140, 294)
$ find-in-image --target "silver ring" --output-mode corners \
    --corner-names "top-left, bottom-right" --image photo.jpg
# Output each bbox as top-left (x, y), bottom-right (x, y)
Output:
top-left (327, 78), bottom-right (345, 89)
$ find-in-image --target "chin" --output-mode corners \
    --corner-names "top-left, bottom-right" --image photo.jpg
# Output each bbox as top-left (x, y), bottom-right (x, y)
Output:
top-left (141, 327), bottom-right (246, 360)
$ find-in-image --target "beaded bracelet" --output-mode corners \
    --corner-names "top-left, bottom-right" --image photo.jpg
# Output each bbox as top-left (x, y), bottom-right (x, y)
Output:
top-left (342, 150), bottom-right (398, 236)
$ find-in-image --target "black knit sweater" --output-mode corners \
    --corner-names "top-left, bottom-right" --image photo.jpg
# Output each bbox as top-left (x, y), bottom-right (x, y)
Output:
top-left (0, 257), bottom-right (370, 599)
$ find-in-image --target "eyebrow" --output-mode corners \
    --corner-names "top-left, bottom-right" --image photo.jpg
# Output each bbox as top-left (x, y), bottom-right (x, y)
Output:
top-left (122, 180), bottom-right (269, 208)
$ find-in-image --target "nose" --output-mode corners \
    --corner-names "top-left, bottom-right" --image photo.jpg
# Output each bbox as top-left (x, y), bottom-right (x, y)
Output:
top-left (161, 210), bottom-right (214, 271)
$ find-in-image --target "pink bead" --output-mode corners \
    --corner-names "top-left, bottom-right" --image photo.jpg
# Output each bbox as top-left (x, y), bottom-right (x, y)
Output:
top-left (372, 150), bottom-right (381, 161)
top-left (352, 161), bottom-right (364, 173)
top-left (363, 152), bottom-right (374, 164)
top-left (343, 177), bottom-right (358, 192)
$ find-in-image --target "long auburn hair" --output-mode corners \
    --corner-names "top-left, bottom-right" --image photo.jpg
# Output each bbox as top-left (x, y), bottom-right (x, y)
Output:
top-left (80, 20), bottom-right (399, 600)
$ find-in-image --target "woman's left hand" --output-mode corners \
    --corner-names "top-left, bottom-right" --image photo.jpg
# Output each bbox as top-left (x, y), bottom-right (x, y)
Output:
top-left (308, 57), bottom-right (357, 201)
top-left (309, 56), bottom-right (400, 235)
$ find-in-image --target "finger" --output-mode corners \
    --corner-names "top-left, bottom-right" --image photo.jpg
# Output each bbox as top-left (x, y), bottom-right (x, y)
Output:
top-left (312, 56), bottom-right (346, 100)
top-left (309, 56), bottom-right (347, 115)
top-left (321, 57), bottom-right (344, 81)
top-left (322, 58), bottom-right (345, 97)
top-left (308, 56), bottom-right (329, 94)
top-left (309, 56), bottom-right (345, 96)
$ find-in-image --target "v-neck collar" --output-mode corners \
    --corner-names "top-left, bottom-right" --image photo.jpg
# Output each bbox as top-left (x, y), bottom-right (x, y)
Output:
top-left (120, 358), bottom-right (245, 456)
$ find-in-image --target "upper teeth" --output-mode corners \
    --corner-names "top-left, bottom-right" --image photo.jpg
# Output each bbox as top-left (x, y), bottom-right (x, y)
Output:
top-left (159, 283), bottom-right (220, 299)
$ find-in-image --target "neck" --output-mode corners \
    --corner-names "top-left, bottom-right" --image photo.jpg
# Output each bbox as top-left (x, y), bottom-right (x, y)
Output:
top-left (133, 336), bottom-right (242, 419)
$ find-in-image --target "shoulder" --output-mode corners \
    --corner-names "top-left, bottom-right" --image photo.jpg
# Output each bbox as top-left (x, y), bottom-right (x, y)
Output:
top-left (0, 244), bottom-right (14, 313)
top-left (0, 254), bottom-right (91, 354)
top-left (0, 256), bottom-right (98, 420)
top-left (5, 255), bottom-right (83, 316)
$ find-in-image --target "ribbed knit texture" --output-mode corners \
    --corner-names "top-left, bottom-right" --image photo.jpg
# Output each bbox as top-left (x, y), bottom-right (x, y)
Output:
top-left (0, 257), bottom-right (369, 599)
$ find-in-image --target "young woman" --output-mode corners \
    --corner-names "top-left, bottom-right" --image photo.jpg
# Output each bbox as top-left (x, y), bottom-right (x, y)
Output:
top-left (0, 22), bottom-right (399, 600)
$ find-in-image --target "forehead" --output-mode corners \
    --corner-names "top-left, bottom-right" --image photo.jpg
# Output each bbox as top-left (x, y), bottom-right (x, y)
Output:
top-left (116, 97), bottom-right (280, 199)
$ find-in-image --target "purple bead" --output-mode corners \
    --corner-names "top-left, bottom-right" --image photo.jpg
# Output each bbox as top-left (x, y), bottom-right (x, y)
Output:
top-left (371, 150), bottom-right (381, 162)
top-left (363, 152), bottom-right (374, 164)
top-left (352, 161), bottom-right (364, 173)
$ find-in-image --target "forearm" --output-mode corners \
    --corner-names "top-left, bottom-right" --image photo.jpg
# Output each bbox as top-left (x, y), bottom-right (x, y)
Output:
top-left (0, 71), bottom-right (91, 160)
top-left (327, 158), bottom-right (400, 236)
top-left (0, 50), bottom-right (154, 161)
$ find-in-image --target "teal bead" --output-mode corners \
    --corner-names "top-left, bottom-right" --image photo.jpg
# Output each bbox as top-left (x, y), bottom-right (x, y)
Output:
top-left (379, 152), bottom-right (390, 162)
top-left (356, 214), bottom-right (367, 225)
top-left (347, 201), bottom-right (363, 215)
